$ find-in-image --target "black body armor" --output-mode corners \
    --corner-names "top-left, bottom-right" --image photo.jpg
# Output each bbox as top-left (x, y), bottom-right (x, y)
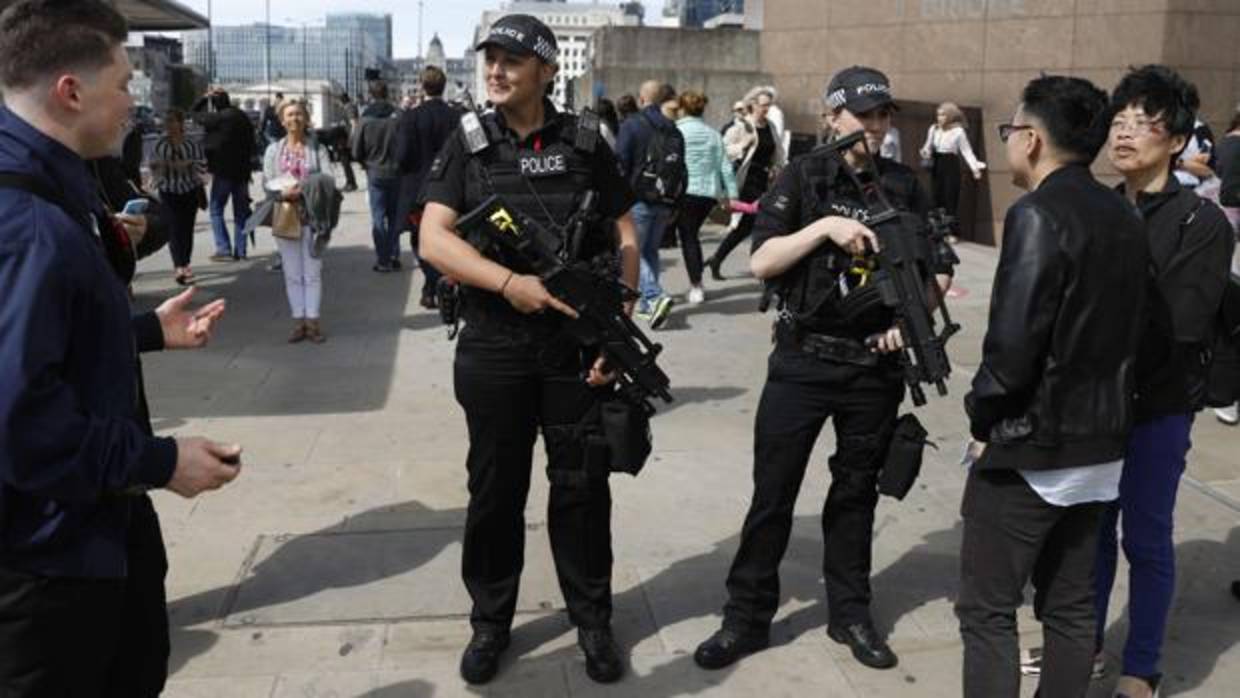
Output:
top-left (458, 110), bottom-right (611, 338)
top-left (768, 150), bottom-right (928, 338)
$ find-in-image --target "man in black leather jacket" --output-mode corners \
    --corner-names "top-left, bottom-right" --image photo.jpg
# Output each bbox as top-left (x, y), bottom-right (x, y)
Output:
top-left (956, 76), bottom-right (1150, 698)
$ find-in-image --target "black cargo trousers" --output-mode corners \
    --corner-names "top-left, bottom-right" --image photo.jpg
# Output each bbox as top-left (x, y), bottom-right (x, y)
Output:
top-left (454, 333), bottom-right (613, 633)
top-left (722, 338), bottom-right (904, 633)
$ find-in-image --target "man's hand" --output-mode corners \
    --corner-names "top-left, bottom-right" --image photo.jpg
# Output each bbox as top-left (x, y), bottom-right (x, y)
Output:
top-left (818, 216), bottom-right (879, 256)
top-left (156, 287), bottom-right (227, 349)
top-left (501, 274), bottom-right (579, 318)
top-left (115, 213), bottom-right (147, 247)
top-left (587, 353), bottom-right (617, 387)
top-left (872, 326), bottom-right (904, 354)
top-left (166, 438), bottom-right (241, 498)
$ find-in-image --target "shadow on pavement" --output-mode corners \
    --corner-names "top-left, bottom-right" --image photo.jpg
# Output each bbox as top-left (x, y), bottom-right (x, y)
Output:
top-left (1106, 527), bottom-right (1240, 696)
top-left (655, 386), bottom-right (749, 415)
top-left (134, 244), bottom-right (415, 418)
top-left (362, 679), bottom-right (436, 697)
top-left (500, 518), bottom-right (965, 695)
top-left (167, 500), bottom-right (463, 670)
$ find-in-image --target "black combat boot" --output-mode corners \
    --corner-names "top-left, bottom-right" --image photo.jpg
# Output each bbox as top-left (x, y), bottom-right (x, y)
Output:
top-left (827, 622), bottom-right (897, 669)
top-left (578, 627), bottom-right (624, 683)
top-left (693, 627), bottom-right (770, 670)
top-left (459, 629), bottom-right (510, 684)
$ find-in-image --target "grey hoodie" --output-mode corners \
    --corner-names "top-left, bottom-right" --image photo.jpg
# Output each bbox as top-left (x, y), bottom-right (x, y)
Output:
top-left (351, 101), bottom-right (401, 181)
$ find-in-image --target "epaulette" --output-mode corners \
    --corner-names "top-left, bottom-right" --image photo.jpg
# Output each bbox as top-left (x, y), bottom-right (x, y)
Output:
top-left (460, 111), bottom-right (490, 155)
top-left (574, 109), bottom-right (600, 154)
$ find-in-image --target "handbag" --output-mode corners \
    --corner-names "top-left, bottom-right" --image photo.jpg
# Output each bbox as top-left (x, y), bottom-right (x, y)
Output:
top-left (271, 201), bottom-right (302, 239)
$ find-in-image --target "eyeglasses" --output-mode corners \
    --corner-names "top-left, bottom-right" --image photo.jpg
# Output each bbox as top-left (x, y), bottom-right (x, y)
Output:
top-left (998, 123), bottom-right (1034, 143)
top-left (1109, 117), bottom-right (1165, 136)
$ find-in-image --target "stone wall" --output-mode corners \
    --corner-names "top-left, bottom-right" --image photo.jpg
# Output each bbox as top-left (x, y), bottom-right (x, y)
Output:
top-left (761, 0), bottom-right (1240, 243)
top-left (575, 26), bottom-right (772, 127)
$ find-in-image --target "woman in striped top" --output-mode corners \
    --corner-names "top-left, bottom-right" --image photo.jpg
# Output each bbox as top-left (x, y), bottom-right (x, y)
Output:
top-left (150, 108), bottom-right (206, 285)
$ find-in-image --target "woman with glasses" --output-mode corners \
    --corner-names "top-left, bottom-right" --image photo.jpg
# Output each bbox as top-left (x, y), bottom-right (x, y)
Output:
top-left (920, 102), bottom-right (986, 218)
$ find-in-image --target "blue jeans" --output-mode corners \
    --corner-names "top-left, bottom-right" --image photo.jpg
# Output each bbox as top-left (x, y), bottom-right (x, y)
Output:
top-left (631, 201), bottom-right (672, 312)
top-left (367, 176), bottom-right (401, 264)
top-left (1094, 413), bottom-right (1193, 679)
top-left (209, 175), bottom-right (252, 258)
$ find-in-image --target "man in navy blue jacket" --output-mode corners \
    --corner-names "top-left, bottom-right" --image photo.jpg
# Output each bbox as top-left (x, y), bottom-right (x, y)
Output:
top-left (0, 2), bottom-right (241, 694)
top-left (615, 80), bottom-right (680, 330)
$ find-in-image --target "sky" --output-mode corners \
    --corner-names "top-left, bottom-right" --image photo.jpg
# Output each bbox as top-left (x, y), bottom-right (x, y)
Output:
top-left (177, 1), bottom-right (669, 60)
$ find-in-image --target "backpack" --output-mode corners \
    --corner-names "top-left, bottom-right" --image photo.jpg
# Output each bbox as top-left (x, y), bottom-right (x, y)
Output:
top-left (631, 113), bottom-right (687, 207)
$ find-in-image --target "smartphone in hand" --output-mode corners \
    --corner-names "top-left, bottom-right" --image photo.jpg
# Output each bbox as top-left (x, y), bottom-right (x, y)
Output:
top-left (121, 198), bottom-right (149, 215)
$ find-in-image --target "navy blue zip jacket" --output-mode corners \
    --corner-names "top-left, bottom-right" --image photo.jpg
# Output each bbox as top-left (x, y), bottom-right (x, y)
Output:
top-left (616, 104), bottom-right (676, 183)
top-left (0, 107), bottom-right (177, 579)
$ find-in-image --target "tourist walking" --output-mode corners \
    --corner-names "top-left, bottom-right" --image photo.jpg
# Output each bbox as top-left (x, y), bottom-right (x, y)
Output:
top-left (675, 89), bottom-right (737, 303)
top-left (150, 108), bottom-right (206, 285)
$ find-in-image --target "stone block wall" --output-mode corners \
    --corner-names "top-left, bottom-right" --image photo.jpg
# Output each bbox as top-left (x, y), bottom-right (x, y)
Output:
top-left (762, 0), bottom-right (1240, 244)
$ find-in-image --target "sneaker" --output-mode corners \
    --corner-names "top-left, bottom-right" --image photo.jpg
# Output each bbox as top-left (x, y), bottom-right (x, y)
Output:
top-left (649, 296), bottom-right (674, 330)
top-left (687, 285), bottom-right (705, 305)
top-left (1215, 404), bottom-right (1239, 425)
top-left (267, 255), bottom-right (283, 272)
top-left (1020, 647), bottom-right (1106, 680)
top-left (209, 253), bottom-right (233, 263)
top-left (372, 262), bottom-right (393, 273)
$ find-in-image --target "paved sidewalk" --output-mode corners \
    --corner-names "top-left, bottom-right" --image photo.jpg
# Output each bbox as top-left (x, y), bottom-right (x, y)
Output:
top-left (134, 182), bottom-right (1240, 697)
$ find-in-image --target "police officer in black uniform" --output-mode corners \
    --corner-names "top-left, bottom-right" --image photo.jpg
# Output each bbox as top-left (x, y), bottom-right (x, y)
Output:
top-left (419, 14), bottom-right (640, 687)
top-left (693, 66), bottom-right (953, 672)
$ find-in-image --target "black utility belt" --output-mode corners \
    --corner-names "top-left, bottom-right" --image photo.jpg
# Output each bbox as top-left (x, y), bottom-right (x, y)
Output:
top-left (776, 321), bottom-right (878, 368)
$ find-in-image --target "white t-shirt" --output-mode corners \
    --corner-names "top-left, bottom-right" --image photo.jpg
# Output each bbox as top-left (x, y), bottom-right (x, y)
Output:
top-left (1018, 460), bottom-right (1123, 507)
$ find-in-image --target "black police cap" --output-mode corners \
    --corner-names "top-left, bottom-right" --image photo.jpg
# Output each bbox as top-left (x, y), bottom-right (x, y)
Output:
top-left (824, 66), bottom-right (896, 114)
top-left (476, 14), bottom-right (559, 65)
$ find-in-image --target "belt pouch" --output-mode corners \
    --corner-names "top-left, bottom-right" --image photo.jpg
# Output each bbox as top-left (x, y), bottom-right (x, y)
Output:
top-left (878, 413), bottom-right (928, 500)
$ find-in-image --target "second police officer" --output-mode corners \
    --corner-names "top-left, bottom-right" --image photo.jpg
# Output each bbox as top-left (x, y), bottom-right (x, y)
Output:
top-left (419, 14), bottom-right (640, 688)
top-left (693, 67), bottom-right (954, 672)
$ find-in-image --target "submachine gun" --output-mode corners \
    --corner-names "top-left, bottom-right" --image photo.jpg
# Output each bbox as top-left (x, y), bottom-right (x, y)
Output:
top-left (455, 194), bottom-right (674, 415)
top-left (824, 131), bottom-right (961, 406)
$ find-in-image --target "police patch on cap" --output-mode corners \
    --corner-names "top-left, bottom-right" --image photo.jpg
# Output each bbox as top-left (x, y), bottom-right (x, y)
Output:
top-left (476, 14), bottom-right (559, 64)
top-left (825, 66), bottom-right (895, 114)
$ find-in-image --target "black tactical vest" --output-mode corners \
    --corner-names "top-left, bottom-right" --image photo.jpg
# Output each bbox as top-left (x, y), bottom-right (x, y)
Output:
top-left (459, 109), bottom-right (606, 338)
top-left (772, 150), bottom-right (924, 335)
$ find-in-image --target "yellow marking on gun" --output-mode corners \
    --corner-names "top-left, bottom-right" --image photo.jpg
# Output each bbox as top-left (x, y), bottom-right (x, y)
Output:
top-left (489, 208), bottom-right (519, 236)
top-left (849, 255), bottom-right (876, 286)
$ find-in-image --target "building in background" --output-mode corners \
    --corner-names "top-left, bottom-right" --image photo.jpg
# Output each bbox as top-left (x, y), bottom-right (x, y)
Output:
top-left (393, 34), bottom-right (477, 104)
top-left (221, 80), bottom-right (346, 128)
top-left (575, 24), bottom-right (767, 125)
top-left (679, 0), bottom-right (743, 28)
top-left (327, 12), bottom-right (393, 62)
top-left (758, 0), bottom-right (1240, 245)
top-left (474, 1), bottom-right (643, 109)
top-left (183, 14), bottom-right (395, 101)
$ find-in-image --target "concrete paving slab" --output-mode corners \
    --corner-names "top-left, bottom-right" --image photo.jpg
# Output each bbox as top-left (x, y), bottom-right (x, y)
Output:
top-left (171, 624), bottom-right (385, 679)
top-left (162, 675), bottom-right (277, 698)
